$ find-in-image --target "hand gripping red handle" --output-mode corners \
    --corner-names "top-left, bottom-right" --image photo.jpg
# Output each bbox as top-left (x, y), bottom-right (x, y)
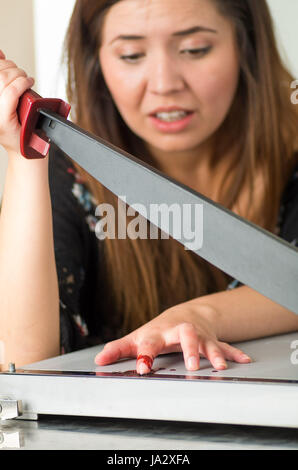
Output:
top-left (18, 89), bottom-right (71, 159)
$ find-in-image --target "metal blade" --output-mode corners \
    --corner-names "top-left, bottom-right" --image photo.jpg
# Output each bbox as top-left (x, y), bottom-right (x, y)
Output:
top-left (39, 109), bottom-right (298, 314)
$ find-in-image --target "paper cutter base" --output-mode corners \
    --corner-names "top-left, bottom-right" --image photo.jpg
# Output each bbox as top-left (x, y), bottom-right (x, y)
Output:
top-left (0, 332), bottom-right (298, 428)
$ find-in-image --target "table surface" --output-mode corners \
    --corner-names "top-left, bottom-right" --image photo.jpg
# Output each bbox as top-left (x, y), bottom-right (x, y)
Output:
top-left (1, 414), bottom-right (298, 450)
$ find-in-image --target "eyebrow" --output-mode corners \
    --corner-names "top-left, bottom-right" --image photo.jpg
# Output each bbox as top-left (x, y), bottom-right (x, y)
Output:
top-left (109, 25), bottom-right (218, 44)
top-left (173, 25), bottom-right (218, 36)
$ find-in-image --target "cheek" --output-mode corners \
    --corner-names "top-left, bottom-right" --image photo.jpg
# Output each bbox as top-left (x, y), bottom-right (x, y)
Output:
top-left (100, 52), bottom-right (144, 117)
top-left (193, 53), bottom-right (240, 119)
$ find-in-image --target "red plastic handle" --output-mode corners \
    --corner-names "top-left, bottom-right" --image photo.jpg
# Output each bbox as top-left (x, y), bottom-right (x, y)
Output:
top-left (18, 89), bottom-right (71, 159)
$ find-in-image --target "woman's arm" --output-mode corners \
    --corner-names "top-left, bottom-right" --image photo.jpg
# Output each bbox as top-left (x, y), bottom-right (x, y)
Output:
top-left (95, 285), bottom-right (298, 375)
top-left (0, 52), bottom-right (59, 371)
top-left (196, 285), bottom-right (298, 342)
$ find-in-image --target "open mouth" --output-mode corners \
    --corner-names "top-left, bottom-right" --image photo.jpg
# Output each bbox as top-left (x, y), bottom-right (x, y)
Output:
top-left (152, 110), bottom-right (193, 123)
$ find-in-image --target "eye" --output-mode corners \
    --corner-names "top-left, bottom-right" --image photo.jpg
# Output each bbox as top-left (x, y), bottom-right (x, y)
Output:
top-left (119, 53), bottom-right (145, 63)
top-left (180, 46), bottom-right (212, 58)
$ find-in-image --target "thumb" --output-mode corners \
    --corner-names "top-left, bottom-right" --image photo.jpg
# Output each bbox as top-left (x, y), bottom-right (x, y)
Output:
top-left (94, 337), bottom-right (135, 365)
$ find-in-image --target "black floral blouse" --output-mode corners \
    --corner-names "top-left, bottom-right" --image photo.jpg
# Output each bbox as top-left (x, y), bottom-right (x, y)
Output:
top-left (48, 144), bottom-right (298, 354)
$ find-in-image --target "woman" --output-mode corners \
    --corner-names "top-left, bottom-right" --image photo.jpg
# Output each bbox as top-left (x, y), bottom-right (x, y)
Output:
top-left (0, 0), bottom-right (297, 374)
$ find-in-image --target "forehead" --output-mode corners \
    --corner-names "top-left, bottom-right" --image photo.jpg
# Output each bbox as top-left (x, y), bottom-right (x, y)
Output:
top-left (102, 0), bottom-right (230, 38)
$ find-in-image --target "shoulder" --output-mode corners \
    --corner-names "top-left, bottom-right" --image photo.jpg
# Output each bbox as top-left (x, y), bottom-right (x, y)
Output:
top-left (227, 160), bottom-right (298, 291)
top-left (280, 156), bottom-right (298, 206)
top-left (277, 161), bottom-right (298, 246)
top-left (49, 143), bottom-right (80, 196)
top-left (49, 144), bottom-right (97, 214)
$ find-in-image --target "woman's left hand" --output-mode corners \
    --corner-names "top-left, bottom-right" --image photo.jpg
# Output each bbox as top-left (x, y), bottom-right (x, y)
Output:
top-left (94, 300), bottom-right (252, 374)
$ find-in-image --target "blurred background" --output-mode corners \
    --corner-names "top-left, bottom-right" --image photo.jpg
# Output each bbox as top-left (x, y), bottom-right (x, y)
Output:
top-left (0, 0), bottom-right (297, 197)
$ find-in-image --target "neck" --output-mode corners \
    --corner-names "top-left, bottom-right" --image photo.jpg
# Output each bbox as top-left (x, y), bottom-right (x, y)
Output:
top-left (149, 137), bottom-right (213, 169)
top-left (146, 140), bottom-right (226, 201)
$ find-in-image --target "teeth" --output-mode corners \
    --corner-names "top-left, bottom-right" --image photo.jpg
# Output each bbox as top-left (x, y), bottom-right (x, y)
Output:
top-left (155, 111), bottom-right (189, 122)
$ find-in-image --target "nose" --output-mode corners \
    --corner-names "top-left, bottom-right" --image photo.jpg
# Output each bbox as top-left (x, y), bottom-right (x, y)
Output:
top-left (147, 51), bottom-right (185, 95)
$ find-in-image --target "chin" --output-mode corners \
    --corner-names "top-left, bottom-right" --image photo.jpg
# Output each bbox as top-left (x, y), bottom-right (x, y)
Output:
top-left (148, 138), bottom-right (206, 155)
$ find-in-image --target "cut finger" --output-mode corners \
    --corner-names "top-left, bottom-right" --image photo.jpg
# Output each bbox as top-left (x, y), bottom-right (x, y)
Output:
top-left (136, 336), bottom-right (164, 375)
top-left (178, 323), bottom-right (200, 371)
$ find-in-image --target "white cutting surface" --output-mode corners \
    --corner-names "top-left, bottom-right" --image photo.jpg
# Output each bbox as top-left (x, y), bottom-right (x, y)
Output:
top-left (23, 332), bottom-right (298, 381)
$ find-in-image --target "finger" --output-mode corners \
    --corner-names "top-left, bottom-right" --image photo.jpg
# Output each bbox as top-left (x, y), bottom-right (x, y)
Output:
top-left (0, 60), bottom-right (17, 71)
top-left (136, 336), bottom-right (165, 375)
top-left (203, 339), bottom-right (227, 370)
top-left (0, 68), bottom-right (28, 95)
top-left (0, 76), bottom-right (34, 119)
top-left (0, 50), bottom-right (6, 59)
top-left (219, 342), bottom-right (252, 363)
top-left (94, 337), bottom-right (135, 365)
top-left (178, 323), bottom-right (200, 371)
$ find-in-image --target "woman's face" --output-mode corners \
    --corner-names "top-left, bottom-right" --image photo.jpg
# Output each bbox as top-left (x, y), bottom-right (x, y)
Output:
top-left (99, 0), bottom-right (240, 158)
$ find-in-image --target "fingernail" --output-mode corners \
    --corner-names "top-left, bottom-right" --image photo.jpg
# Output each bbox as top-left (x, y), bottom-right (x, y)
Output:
top-left (187, 356), bottom-right (199, 370)
top-left (241, 354), bottom-right (252, 362)
top-left (215, 359), bottom-right (227, 369)
top-left (138, 362), bottom-right (150, 375)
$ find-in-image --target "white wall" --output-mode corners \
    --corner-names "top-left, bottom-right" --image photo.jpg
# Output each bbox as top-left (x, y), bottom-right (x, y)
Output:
top-left (268, 0), bottom-right (298, 77)
top-left (0, 0), bottom-right (36, 198)
top-left (32, 0), bottom-right (298, 98)
top-left (33, 0), bottom-right (75, 99)
top-left (0, 0), bottom-right (298, 197)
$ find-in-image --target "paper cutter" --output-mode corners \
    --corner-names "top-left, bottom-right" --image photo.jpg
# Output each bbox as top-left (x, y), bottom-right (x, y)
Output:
top-left (1, 332), bottom-right (298, 428)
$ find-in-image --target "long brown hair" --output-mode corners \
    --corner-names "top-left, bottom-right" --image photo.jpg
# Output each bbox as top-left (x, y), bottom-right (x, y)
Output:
top-left (63, 0), bottom-right (298, 335)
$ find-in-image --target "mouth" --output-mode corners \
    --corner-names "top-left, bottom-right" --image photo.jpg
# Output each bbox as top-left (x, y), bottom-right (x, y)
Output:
top-left (149, 109), bottom-right (194, 123)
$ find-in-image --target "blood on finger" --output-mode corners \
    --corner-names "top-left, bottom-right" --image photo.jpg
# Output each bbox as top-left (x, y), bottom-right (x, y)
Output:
top-left (136, 354), bottom-right (153, 370)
